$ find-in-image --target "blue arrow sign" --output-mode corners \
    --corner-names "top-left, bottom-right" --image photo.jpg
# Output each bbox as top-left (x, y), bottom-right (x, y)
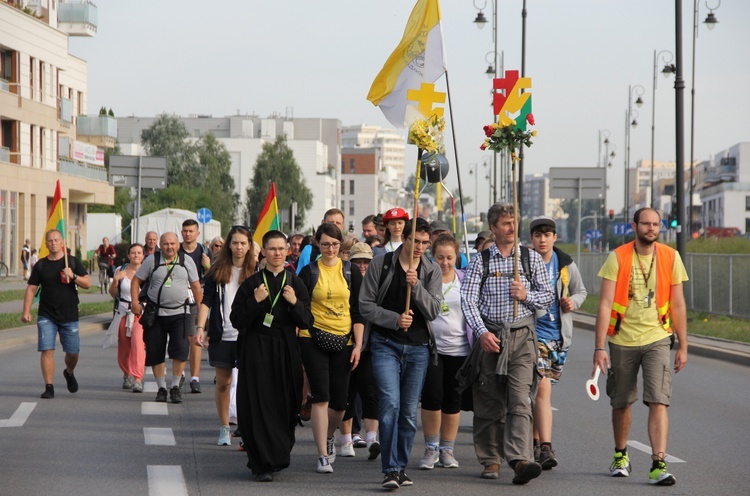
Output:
top-left (197, 207), bottom-right (212, 224)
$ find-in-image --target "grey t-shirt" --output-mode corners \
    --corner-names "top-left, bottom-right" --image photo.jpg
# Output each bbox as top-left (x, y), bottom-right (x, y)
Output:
top-left (136, 253), bottom-right (199, 317)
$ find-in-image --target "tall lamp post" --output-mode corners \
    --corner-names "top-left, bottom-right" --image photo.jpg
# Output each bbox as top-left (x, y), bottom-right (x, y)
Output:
top-left (474, 1), bottom-right (499, 204)
top-left (468, 163), bottom-right (479, 222)
top-left (598, 130), bottom-right (615, 250)
top-left (625, 85), bottom-right (645, 222)
top-left (650, 51), bottom-right (676, 209)
top-left (689, 0), bottom-right (721, 237)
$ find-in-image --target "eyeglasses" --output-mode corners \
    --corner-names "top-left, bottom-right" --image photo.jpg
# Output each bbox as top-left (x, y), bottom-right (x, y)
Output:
top-left (409, 240), bottom-right (431, 247)
top-left (319, 242), bottom-right (341, 249)
top-left (637, 222), bottom-right (661, 228)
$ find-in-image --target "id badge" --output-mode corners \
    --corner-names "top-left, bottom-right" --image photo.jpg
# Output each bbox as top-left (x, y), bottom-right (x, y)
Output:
top-left (548, 311), bottom-right (555, 322)
top-left (164, 277), bottom-right (172, 288)
top-left (263, 313), bottom-right (274, 327)
top-left (440, 303), bottom-right (450, 316)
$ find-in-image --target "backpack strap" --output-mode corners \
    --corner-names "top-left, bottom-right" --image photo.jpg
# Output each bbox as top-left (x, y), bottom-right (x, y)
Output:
top-left (479, 248), bottom-right (491, 291)
top-left (378, 252), bottom-right (394, 289)
top-left (309, 259), bottom-right (353, 291)
top-left (479, 246), bottom-right (531, 290)
top-left (520, 245), bottom-right (532, 283)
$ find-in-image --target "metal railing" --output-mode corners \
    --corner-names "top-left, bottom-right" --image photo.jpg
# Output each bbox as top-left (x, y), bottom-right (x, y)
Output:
top-left (59, 157), bottom-right (107, 181)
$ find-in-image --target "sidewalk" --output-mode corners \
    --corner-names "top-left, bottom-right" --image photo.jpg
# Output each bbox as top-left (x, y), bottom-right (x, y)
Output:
top-left (572, 311), bottom-right (750, 368)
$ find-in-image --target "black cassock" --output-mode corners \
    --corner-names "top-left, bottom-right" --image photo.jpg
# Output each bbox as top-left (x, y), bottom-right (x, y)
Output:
top-left (230, 267), bottom-right (312, 475)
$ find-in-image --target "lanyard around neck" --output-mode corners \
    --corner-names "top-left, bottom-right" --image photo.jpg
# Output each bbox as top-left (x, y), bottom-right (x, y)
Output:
top-left (442, 273), bottom-right (456, 297)
top-left (262, 270), bottom-right (287, 313)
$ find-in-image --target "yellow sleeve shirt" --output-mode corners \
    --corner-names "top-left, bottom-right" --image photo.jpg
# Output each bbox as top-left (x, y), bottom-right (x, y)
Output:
top-left (299, 258), bottom-right (352, 338)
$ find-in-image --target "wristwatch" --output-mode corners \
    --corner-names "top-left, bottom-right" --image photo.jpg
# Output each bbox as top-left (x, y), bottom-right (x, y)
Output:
top-left (71, 273), bottom-right (78, 282)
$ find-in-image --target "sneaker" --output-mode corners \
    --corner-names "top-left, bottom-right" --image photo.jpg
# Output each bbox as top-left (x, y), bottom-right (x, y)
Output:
top-left (610, 451), bottom-right (631, 477)
top-left (397, 470), bottom-right (413, 486)
top-left (539, 445), bottom-right (558, 470)
top-left (367, 440), bottom-right (381, 461)
top-left (228, 417), bottom-right (237, 425)
top-left (169, 385), bottom-right (183, 403)
top-left (40, 385), bottom-right (55, 399)
top-left (233, 428), bottom-right (242, 438)
top-left (512, 460), bottom-right (543, 485)
top-left (122, 375), bottom-right (134, 389)
top-left (352, 434), bottom-right (367, 448)
top-left (534, 443), bottom-right (541, 463)
top-left (438, 448), bottom-right (459, 468)
top-left (339, 441), bottom-right (355, 457)
top-left (649, 460), bottom-right (676, 486)
top-left (132, 381), bottom-right (143, 393)
top-left (316, 456), bottom-right (333, 474)
top-left (300, 394), bottom-right (312, 421)
top-left (481, 463), bottom-right (500, 479)
top-left (254, 472), bottom-right (273, 482)
top-left (218, 425), bottom-right (231, 446)
top-left (63, 369), bottom-right (78, 393)
top-left (155, 387), bottom-right (168, 402)
top-left (381, 471), bottom-right (400, 489)
top-left (326, 436), bottom-right (336, 463)
top-left (190, 379), bottom-right (201, 393)
top-left (238, 439), bottom-right (245, 452)
top-left (419, 445), bottom-right (439, 470)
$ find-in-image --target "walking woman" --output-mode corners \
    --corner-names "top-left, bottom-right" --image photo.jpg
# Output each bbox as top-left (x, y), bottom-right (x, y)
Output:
top-left (109, 243), bottom-right (146, 392)
top-left (195, 225), bottom-right (256, 446)
top-left (298, 223), bottom-right (365, 473)
top-left (419, 234), bottom-right (471, 470)
top-left (382, 207), bottom-right (409, 253)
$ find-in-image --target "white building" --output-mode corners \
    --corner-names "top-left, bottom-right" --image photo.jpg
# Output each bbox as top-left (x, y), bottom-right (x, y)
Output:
top-left (700, 142), bottom-right (750, 233)
top-left (342, 124), bottom-right (406, 187)
top-left (116, 114), bottom-right (340, 229)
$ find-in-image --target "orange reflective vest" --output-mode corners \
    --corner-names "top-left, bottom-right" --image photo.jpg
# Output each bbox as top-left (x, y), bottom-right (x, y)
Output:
top-left (608, 241), bottom-right (675, 336)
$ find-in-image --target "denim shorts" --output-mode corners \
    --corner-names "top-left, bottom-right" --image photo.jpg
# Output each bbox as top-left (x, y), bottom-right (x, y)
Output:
top-left (37, 317), bottom-right (80, 354)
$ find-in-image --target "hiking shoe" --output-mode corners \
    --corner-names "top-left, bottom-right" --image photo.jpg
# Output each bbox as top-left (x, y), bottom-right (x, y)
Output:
top-left (255, 472), bottom-right (273, 482)
top-left (398, 470), bottom-right (413, 486)
top-left (326, 436), bottom-right (336, 463)
top-left (339, 441), bottom-right (355, 457)
top-left (382, 471), bottom-right (400, 489)
top-left (534, 443), bottom-right (541, 463)
top-left (316, 456), bottom-right (333, 474)
top-left (481, 463), bottom-right (500, 479)
top-left (512, 460), bottom-right (542, 485)
top-left (63, 369), bottom-right (78, 393)
top-left (122, 375), bottom-right (134, 389)
top-left (190, 379), bottom-right (201, 393)
top-left (352, 434), bottom-right (367, 448)
top-left (649, 460), bottom-right (676, 485)
top-left (367, 440), bottom-right (381, 460)
top-left (132, 381), bottom-right (143, 393)
top-left (610, 451), bottom-right (631, 477)
top-left (539, 445), bottom-right (558, 470)
top-left (438, 448), bottom-right (459, 468)
top-left (155, 387), bottom-right (168, 402)
top-left (169, 386), bottom-right (183, 403)
top-left (419, 445), bottom-right (439, 470)
top-left (218, 425), bottom-right (231, 446)
top-left (40, 385), bottom-right (55, 399)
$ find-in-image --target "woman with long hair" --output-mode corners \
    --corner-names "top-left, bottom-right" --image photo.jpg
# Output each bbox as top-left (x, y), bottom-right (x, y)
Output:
top-left (195, 226), bottom-right (256, 446)
top-left (382, 208), bottom-right (409, 253)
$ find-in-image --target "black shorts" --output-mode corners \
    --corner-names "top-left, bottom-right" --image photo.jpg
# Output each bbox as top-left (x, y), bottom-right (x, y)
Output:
top-left (421, 353), bottom-right (467, 414)
top-left (299, 337), bottom-right (352, 411)
top-left (144, 314), bottom-right (191, 366)
top-left (208, 339), bottom-right (238, 369)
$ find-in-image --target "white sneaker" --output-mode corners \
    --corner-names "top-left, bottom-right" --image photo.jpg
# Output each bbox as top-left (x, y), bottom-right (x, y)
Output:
top-left (419, 445), bottom-right (439, 470)
top-left (438, 448), bottom-right (459, 468)
top-left (316, 456), bottom-right (333, 473)
top-left (217, 425), bottom-right (231, 446)
top-left (326, 436), bottom-right (336, 463)
top-left (339, 441), bottom-right (355, 457)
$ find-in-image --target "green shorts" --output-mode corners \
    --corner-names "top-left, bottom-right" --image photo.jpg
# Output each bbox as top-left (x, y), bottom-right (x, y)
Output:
top-left (606, 336), bottom-right (672, 409)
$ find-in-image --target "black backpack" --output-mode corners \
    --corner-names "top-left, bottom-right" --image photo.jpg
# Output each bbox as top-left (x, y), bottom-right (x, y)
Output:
top-left (308, 259), bottom-right (352, 290)
top-left (479, 245), bottom-right (532, 291)
top-left (138, 251), bottom-right (188, 303)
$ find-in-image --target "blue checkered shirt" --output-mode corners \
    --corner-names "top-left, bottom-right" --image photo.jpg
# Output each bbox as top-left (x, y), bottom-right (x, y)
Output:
top-left (460, 243), bottom-right (555, 340)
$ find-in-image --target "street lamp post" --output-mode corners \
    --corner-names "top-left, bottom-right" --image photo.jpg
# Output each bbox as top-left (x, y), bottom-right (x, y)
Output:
top-left (650, 50), bottom-right (676, 209)
top-left (625, 85), bottom-right (644, 223)
top-left (598, 130), bottom-right (615, 249)
top-left (469, 163), bottom-right (479, 222)
top-left (474, 1), bottom-right (499, 204)
top-left (689, 0), bottom-right (721, 237)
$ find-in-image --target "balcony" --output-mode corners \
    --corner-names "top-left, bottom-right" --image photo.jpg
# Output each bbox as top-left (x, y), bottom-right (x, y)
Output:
top-left (59, 157), bottom-right (107, 182)
top-left (59, 97), bottom-right (72, 127)
top-left (76, 114), bottom-right (116, 148)
top-left (57, 0), bottom-right (98, 37)
top-left (0, 146), bottom-right (9, 163)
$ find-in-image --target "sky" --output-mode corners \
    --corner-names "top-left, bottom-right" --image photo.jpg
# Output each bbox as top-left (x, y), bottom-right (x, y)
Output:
top-left (69, 0), bottom-right (750, 214)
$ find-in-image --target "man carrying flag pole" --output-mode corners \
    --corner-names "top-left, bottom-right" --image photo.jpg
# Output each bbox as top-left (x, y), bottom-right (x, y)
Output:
top-left (22, 181), bottom-right (91, 399)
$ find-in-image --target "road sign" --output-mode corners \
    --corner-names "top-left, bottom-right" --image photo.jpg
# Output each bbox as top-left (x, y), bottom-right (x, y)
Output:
top-left (549, 167), bottom-right (606, 200)
top-left (197, 208), bottom-right (212, 224)
top-left (612, 223), bottom-right (634, 236)
top-left (586, 229), bottom-right (602, 239)
top-left (109, 155), bottom-right (168, 189)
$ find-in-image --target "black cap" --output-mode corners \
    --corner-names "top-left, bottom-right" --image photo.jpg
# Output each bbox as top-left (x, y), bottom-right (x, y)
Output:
top-left (529, 216), bottom-right (557, 233)
top-left (429, 220), bottom-right (450, 233)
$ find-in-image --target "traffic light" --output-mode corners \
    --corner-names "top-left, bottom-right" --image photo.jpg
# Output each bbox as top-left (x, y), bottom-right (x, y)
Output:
top-left (669, 202), bottom-right (678, 229)
top-left (608, 209), bottom-right (614, 220)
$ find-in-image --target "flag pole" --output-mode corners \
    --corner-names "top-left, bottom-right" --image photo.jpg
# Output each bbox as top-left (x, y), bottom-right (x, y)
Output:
top-left (445, 70), bottom-right (470, 257)
top-left (512, 153), bottom-right (520, 317)
top-left (404, 148), bottom-right (424, 317)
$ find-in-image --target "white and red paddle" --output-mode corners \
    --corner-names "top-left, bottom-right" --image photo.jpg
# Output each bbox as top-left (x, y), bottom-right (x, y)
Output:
top-left (586, 366), bottom-right (602, 401)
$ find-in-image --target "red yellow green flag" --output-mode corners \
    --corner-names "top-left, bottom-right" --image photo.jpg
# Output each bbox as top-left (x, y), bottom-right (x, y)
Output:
top-left (253, 182), bottom-right (280, 246)
top-left (39, 180), bottom-right (65, 258)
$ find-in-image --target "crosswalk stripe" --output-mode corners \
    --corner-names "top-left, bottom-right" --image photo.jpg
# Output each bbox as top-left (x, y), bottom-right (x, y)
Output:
top-left (144, 427), bottom-right (176, 446)
top-left (0, 402), bottom-right (36, 428)
top-left (147, 465), bottom-right (187, 496)
top-left (141, 402), bottom-right (168, 416)
top-left (144, 382), bottom-right (157, 393)
top-left (627, 440), bottom-right (685, 463)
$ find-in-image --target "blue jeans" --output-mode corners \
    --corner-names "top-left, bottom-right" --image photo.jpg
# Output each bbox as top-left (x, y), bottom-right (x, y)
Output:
top-left (37, 317), bottom-right (80, 353)
top-left (370, 332), bottom-right (430, 473)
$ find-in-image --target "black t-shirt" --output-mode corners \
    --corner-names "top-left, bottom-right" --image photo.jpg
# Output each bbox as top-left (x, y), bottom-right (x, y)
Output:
top-left (28, 255), bottom-right (88, 323)
top-left (371, 261), bottom-right (428, 346)
top-left (180, 244), bottom-right (212, 284)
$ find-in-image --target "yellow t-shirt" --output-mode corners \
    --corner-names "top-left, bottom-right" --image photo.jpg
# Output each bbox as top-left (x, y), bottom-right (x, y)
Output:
top-left (598, 249), bottom-right (688, 347)
top-left (299, 258), bottom-right (352, 338)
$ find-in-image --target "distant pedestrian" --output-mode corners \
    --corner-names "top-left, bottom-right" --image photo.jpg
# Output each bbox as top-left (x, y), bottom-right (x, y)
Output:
top-left (144, 231), bottom-right (159, 257)
top-left (95, 237), bottom-right (117, 280)
top-left (22, 229), bottom-right (91, 399)
top-left (21, 239), bottom-right (31, 280)
top-left (208, 236), bottom-right (224, 256)
top-left (29, 249), bottom-right (38, 270)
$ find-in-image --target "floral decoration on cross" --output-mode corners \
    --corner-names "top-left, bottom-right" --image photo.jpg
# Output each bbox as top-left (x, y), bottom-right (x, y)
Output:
top-left (409, 114), bottom-right (446, 154)
top-left (480, 113), bottom-right (536, 161)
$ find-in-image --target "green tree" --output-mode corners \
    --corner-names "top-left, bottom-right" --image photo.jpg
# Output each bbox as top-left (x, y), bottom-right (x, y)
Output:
top-left (245, 136), bottom-right (313, 229)
top-left (141, 114), bottom-right (200, 187)
top-left (195, 133), bottom-right (238, 229)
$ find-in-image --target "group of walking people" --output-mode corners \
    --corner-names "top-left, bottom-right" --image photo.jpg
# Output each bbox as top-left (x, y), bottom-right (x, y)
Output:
top-left (22, 203), bottom-right (688, 489)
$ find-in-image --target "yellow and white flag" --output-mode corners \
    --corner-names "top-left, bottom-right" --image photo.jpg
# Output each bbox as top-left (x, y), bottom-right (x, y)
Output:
top-left (367, 0), bottom-right (447, 128)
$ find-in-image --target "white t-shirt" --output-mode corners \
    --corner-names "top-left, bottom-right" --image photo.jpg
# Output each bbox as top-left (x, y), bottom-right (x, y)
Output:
top-left (432, 274), bottom-right (470, 356)
top-left (117, 272), bottom-right (133, 313)
top-left (221, 267), bottom-right (241, 341)
top-left (385, 240), bottom-right (402, 253)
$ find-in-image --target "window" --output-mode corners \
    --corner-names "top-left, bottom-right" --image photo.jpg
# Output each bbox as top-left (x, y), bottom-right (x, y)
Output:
top-left (746, 218), bottom-right (750, 234)
top-left (340, 180), bottom-right (345, 195)
top-left (349, 200), bottom-right (355, 216)
top-left (745, 196), bottom-right (750, 211)
top-left (341, 200), bottom-right (345, 211)
top-left (349, 159), bottom-right (355, 174)
top-left (349, 180), bottom-right (355, 195)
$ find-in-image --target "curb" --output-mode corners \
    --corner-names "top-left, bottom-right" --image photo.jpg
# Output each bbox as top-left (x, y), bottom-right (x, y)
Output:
top-left (0, 314), bottom-right (111, 353)
top-left (572, 312), bottom-right (750, 368)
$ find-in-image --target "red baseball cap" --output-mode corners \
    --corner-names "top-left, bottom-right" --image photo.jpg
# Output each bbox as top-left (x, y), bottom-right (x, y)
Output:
top-left (383, 207), bottom-right (410, 222)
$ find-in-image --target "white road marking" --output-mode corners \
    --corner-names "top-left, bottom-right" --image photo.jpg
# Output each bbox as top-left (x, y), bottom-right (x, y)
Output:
top-left (627, 440), bottom-right (685, 463)
top-left (552, 407), bottom-right (558, 411)
top-left (144, 427), bottom-right (176, 446)
top-left (0, 402), bottom-right (36, 428)
top-left (141, 402), bottom-right (168, 416)
top-left (147, 465), bottom-right (187, 496)
top-left (144, 382), bottom-right (157, 393)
